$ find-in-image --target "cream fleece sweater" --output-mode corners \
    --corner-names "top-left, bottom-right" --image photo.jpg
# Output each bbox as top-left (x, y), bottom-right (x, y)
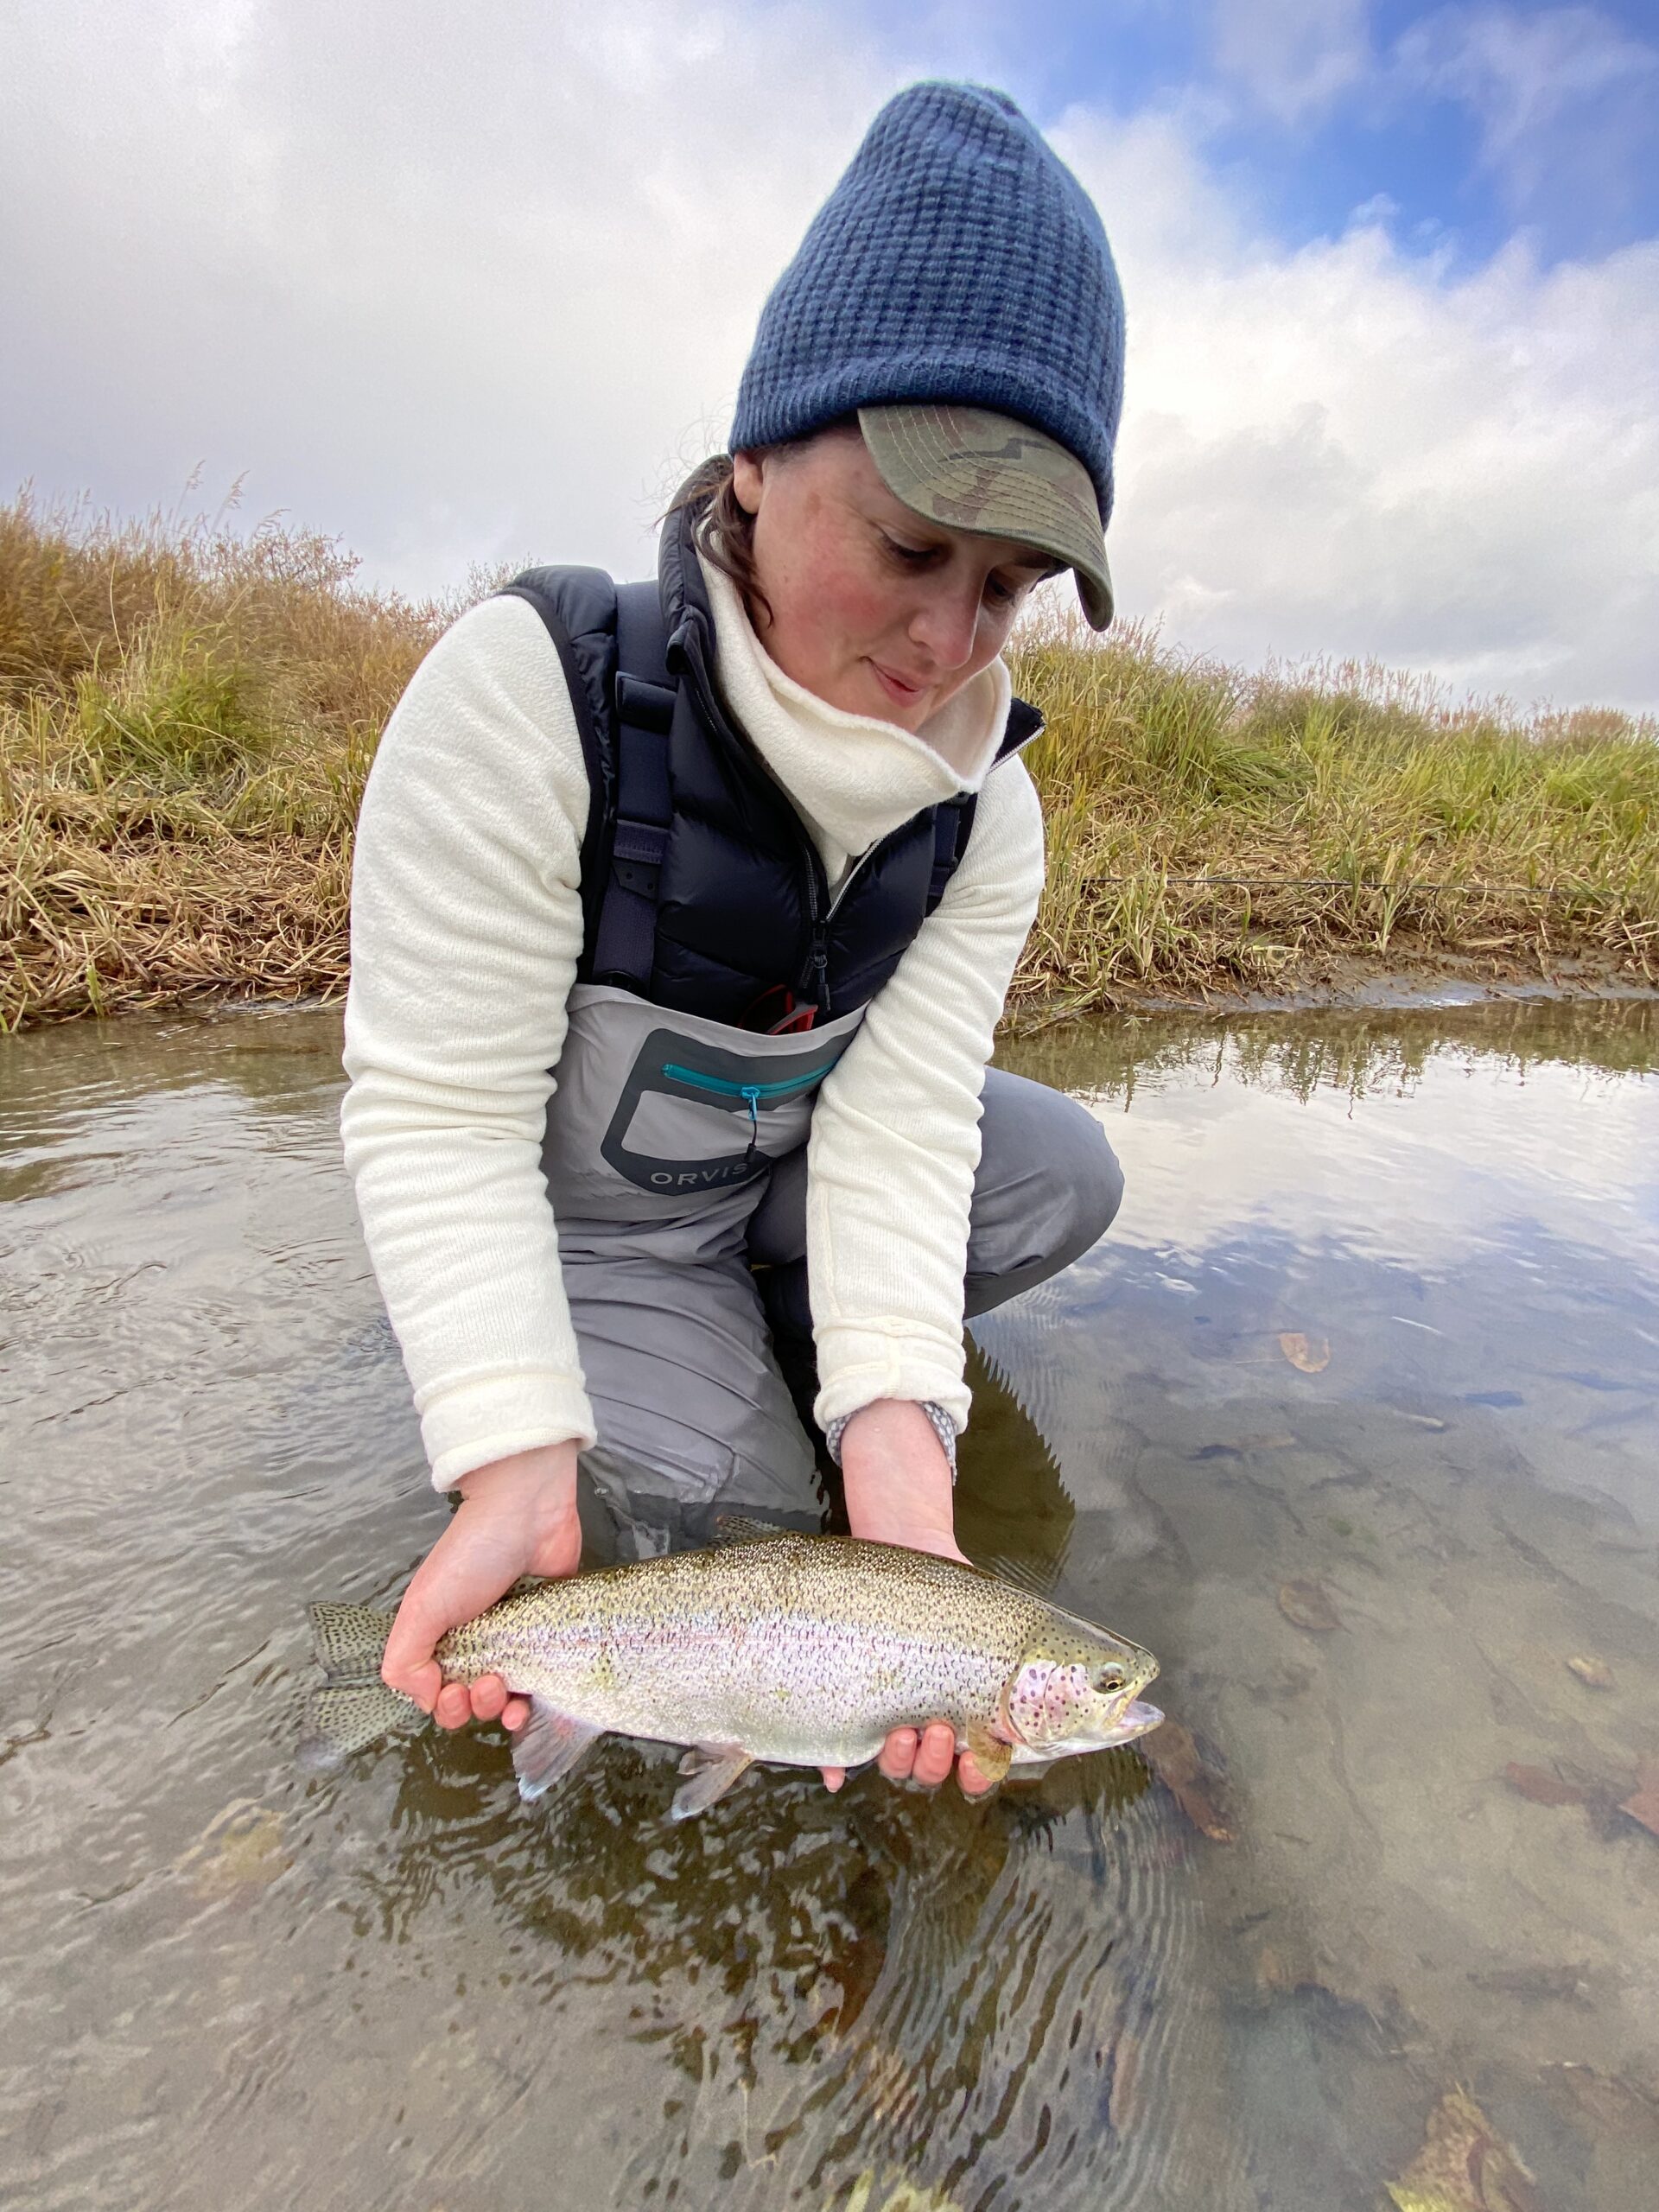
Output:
top-left (341, 563), bottom-right (1046, 1490)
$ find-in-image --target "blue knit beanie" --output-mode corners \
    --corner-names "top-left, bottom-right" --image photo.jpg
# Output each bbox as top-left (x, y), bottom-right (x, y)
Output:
top-left (730, 81), bottom-right (1124, 527)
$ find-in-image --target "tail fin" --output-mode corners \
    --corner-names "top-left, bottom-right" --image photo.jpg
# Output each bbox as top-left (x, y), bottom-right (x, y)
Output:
top-left (297, 1600), bottom-right (428, 1770)
top-left (308, 1600), bottom-right (396, 1684)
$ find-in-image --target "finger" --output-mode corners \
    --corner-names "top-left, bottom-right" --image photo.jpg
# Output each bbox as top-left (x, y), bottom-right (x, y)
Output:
top-left (434, 1681), bottom-right (473, 1731)
top-left (821, 1766), bottom-right (846, 1792)
top-left (382, 1654), bottom-right (442, 1713)
top-left (502, 1696), bottom-right (530, 1731)
top-left (381, 1571), bottom-right (456, 1696)
top-left (957, 1751), bottom-right (996, 1798)
top-left (469, 1674), bottom-right (508, 1724)
top-left (912, 1721), bottom-right (957, 1789)
top-left (878, 1727), bottom-right (919, 1783)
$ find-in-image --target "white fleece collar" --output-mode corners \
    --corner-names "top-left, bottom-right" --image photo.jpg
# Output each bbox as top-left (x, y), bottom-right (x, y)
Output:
top-left (702, 560), bottom-right (1011, 876)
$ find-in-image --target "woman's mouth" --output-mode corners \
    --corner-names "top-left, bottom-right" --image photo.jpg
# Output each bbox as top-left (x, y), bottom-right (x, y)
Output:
top-left (868, 660), bottom-right (929, 709)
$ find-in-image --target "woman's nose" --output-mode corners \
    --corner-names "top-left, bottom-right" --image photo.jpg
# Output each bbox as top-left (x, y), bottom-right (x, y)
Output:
top-left (907, 583), bottom-right (982, 671)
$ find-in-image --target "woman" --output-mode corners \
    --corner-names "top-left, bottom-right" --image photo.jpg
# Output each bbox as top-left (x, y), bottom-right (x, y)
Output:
top-left (342, 81), bottom-right (1127, 1800)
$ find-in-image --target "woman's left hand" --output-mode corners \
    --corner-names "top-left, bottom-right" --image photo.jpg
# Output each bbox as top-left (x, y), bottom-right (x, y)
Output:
top-left (829, 1398), bottom-right (998, 1800)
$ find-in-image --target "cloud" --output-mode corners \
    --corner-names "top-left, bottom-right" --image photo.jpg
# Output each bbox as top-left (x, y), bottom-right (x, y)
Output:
top-left (1053, 102), bottom-right (1659, 707)
top-left (1208, 0), bottom-right (1373, 123)
top-left (1392, 4), bottom-right (1659, 231)
top-left (0, 0), bottom-right (889, 582)
top-left (0, 0), bottom-right (1655, 710)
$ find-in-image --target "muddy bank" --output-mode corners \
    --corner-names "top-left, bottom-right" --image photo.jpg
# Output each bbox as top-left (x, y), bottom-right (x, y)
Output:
top-left (1010, 943), bottom-right (1659, 1027)
top-left (8, 943), bottom-right (1658, 1042)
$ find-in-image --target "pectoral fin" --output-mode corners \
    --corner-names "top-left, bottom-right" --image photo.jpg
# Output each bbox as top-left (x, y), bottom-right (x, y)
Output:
top-left (512, 1700), bottom-right (603, 1803)
top-left (963, 1724), bottom-right (1014, 1787)
top-left (671, 1742), bottom-right (753, 1820)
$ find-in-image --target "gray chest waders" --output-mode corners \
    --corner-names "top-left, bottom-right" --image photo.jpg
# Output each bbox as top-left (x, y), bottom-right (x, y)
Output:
top-left (543, 987), bottom-right (866, 1556)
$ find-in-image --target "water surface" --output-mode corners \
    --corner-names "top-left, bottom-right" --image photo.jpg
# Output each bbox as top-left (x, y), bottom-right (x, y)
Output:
top-left (2, 1000), bottom-right (1656, 2210)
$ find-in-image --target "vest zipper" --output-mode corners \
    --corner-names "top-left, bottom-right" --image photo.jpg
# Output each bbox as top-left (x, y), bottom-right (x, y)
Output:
top-left (824, 844), bottom-right (876, 923)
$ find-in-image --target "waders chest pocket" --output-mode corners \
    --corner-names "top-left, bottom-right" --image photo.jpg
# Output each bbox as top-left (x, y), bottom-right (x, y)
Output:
top-left (601, 1028), bottom-right (847, 1195)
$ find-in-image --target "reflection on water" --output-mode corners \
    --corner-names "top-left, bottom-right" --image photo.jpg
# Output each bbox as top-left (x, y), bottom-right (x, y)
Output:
top-left (2, 1001), bottom-right (1656, 2211)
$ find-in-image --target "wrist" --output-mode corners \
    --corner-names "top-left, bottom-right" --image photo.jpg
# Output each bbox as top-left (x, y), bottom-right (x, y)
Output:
top-left (839, 1402), bottom-right (959, 1556)
top-left (454, 1440), bottom-right (579, 1512)
top-left (829, 1398), bottom-right (958, 1476)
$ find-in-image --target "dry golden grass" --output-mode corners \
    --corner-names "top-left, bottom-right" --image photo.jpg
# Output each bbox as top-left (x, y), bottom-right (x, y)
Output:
top-left (3, 491), bottom-right (1655, 1031)
top-left (1, 491), bottom-right (454, 1025)
top-left (1007, 612), bottom-right (1659, 1020)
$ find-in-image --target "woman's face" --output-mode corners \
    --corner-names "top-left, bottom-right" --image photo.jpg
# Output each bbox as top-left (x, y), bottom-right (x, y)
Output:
top-left (732, 428), bottom-right (1058, 734)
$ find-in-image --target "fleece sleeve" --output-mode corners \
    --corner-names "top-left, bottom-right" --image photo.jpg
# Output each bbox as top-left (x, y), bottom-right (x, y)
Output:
top-left (340, 593), bottom-right (597, 1490)
top-left (804, 756), bottom-right (1046, 1434)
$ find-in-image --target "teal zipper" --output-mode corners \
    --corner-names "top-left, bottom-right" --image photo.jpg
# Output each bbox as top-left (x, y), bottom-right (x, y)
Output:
top-left (661, 1060), bottom-right (834, 1102)
top-left (661, 1058), bottom-right (836, 1151)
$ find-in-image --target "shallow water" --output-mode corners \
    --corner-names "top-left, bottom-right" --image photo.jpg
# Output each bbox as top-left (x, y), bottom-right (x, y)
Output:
top-left (2, 999), bottom-right (1656, 2211)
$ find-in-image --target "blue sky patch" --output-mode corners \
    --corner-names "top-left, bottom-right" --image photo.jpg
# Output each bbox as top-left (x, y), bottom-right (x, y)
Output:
top-left (817, 0), bottom-right (1659, 268)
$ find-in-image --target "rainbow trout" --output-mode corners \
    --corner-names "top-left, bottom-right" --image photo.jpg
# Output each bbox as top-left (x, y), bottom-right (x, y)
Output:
top-left (302, 1529), bottom-right (1161, 1821)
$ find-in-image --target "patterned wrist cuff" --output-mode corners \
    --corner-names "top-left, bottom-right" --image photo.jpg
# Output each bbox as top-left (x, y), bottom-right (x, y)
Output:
top-left (824, 1400), bottom-right (960, 1480)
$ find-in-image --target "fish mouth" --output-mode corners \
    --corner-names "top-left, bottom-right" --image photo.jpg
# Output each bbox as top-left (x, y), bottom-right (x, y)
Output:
top-left (1097, 1697), bottom-right (1163, 1747)
top-left (1006, 1698), bottom-right (1165, 1767)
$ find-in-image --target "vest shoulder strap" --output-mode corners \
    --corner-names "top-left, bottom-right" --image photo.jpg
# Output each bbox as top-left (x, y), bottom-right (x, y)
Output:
top-left (592, 580), bottom-right (677, 990)
top-left (496, 565), bottom-right (619, 959)
top-left (496, 568), bottom-right (676, 991)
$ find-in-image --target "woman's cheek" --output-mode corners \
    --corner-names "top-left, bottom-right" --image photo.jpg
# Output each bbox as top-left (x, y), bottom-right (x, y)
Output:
top-left (826, 565), bottom-right (906, 654)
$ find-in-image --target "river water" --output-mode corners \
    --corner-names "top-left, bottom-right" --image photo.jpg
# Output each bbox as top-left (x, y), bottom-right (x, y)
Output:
top-left (2, 1000), bottom-right (1656, 2211)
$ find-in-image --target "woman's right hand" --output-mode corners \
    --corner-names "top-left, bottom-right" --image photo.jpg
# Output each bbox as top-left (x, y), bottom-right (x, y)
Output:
top-left (380, 1440), bottom-right (582, 1733)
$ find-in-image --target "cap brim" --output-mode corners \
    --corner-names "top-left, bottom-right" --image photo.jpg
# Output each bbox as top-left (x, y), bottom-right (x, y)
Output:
top-left (859, 403), bottom-right (1113, 629)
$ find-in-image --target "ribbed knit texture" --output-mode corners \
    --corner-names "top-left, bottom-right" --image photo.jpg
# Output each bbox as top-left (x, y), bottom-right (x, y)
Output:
top-left (731, 81), bottom-right (1124, 522)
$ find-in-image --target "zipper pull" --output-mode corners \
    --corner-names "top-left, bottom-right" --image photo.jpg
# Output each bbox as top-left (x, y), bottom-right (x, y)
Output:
top-left (741, 1084), bottom-right (761, 1169)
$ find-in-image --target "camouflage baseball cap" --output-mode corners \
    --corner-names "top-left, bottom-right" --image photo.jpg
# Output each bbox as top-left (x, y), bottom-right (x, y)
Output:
top-left (858, 403), bottom-right (1114, 628)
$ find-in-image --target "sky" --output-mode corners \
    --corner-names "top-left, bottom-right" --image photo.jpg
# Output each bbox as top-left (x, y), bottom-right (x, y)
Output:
top-left (2, 0), bottom-right (1656, 710)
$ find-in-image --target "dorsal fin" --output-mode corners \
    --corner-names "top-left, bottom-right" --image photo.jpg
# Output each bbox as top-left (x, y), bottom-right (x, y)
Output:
top-left (711, 1515), bottom-right (791, 1546)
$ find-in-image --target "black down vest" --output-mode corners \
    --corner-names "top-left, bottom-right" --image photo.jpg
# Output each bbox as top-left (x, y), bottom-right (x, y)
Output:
top-left (499, 501), bottom-right (1043, 1029)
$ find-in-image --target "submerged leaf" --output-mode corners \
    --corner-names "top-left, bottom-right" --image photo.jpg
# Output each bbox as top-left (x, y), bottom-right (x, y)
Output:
top-left (176, 1800), bottom-right (289, 1898)
top-left (1502, 1763), bottom-right (1591, 1808)
top-left (1278, 1332), bottom-right (1331, 1373)
top-left (1385, 2088), bottom-right (1542, 2212)
top-left (1618, 1756), bottom-right (1659, 1840)
top-left (1278, 1579), bottom-right (1342, 1631)
top-left (1141, 1719), bottom-right (1234, 1843)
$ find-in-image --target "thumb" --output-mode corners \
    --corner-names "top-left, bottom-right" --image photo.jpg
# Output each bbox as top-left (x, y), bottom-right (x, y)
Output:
top-left (381, 1535), bottom-right (490, 1707)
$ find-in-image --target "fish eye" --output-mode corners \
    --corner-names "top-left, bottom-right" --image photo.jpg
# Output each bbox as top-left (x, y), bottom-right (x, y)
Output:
top-left (1095, 1669), bottom-right (1124, 1693)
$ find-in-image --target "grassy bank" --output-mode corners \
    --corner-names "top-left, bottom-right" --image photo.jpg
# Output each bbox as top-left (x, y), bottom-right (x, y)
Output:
top-left (3, 492), bottom-right (1656, 1032)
